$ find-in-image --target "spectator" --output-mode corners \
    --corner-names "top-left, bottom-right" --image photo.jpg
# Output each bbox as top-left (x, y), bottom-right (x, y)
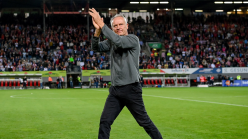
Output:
top-left (48, 75), bottom-right (52, 88)
top-left (211, 63), bottom-right (216, 68)
top-left (0, 14), bottom-right (247, 71)
top-left (40, 77), bottom-right (43, 89)
top-left (69, 75), bottom-right (73, 88)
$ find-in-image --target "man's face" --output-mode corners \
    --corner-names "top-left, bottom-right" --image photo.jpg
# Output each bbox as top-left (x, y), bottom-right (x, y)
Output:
top-left (112, 17), bottom-right (128, 36)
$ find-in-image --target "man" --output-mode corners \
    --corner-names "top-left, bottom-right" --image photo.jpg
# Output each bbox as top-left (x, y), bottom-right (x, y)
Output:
top-left (40, 77), bottom-right (43, 89)
top-left (93, 76), bottom-right (96, 87)
top-left (56, 77), bottom-right (61, 89)
top-left (237, 75), bottom-right (241, 80)
top-left (19, 78), bottom-right (23, 89)
top-left (89, 8), bottom-right (163, 139)
top-left (210, 75), bottom-right (214, 86)
top-left (200, 75), bottom-right (205, 84)
top-left (61, 76), bottom-right (64, 89)
top-left (94, 76), bottom-right (99, 88)
top-left (140, 74), bottom-right (144, 87)
top-left (69, 75), bottom-right (73, 88)
top-left (100, 76), bottom-right (103, 88)
top-left (230, 76), bottom-right (234, 86)
top-left (207, 75), bottom-right (211, 85)
top-left (48, 75), bottom-right (52, 88)
top-left (23, 76), bottom-right (27, 89)
top-left (103, 82), bottom-right (107, 88)
top-left (196, 75), bottom-right (200, 85)
top-left (69, 56), bottom-right (74, 71)
top-left (77, 75), bottom-right (81, 86)
top-left (210, 62), bottom-right (215, 68)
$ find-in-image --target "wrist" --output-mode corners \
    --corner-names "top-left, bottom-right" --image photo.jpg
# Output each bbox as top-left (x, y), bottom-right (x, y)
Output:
top-left (99, 22), bottom-right (105, 29)
top-left (94, 29), bottom-right (101, 37)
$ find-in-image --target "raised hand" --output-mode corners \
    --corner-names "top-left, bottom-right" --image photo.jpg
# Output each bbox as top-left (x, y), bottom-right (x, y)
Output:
top-left (93, 17), bottom-right (103, 37)
top-left (89, 8), bottom-right (104, 29)
top-left (92, 17), bottom-right (100, 29)
top-left (92, 17), bottom-right (103, 29)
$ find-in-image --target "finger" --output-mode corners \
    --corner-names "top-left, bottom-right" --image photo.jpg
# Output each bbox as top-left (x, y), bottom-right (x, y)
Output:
top-left (90, 8), bottom-right (97, 14)
top-left (91, 8), bottom-right (100, 16)
top-left (88, 12), bottom-right (93, 17)
top-left (92, 8), bottom-right (97, 12)
top-left (89, 8), bottom-right (94, 14)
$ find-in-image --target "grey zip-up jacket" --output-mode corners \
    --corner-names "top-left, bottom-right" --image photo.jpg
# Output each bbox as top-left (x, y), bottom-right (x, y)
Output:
top-left (92, 24), bottom-right (140, 86)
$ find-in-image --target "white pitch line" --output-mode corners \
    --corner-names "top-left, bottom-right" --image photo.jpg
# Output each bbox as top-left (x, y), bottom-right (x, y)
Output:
top-left (11, 97), bottom-right (78, 99)
top-left (10, 93), bottom-right (105, 99)
top-left (91, 89), bottom-right (109, 92)
top-left (180, 96), bottom-right (248, 99)
top-left (10, 93), bottom-right (57, 98)
top-left (46, 89), bottom-right (248, 107)
top-left (10, 94), bottom-right (79, 99)
top-left (10, 97), bottom-right (104, 99)
top-left (93, 90), bottom-right (248, 107)
top-left (143, 94), bottom-right (248, 108)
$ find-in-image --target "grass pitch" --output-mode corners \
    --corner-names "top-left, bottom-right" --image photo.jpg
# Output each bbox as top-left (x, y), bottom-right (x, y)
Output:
top-left (0, 87), bottom-right (248, 139)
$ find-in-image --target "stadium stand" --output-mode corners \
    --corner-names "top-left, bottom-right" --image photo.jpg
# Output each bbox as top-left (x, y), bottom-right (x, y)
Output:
top-left (0, 14), bottom-right (248, 73)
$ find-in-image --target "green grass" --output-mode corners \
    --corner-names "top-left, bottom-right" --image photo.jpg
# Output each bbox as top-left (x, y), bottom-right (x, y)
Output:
top-left (0, 87), bottom-right (248, 139)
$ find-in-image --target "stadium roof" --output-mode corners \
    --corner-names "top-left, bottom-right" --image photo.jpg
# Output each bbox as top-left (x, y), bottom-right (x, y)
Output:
top-left (0, 0), bottom-right (247, 12)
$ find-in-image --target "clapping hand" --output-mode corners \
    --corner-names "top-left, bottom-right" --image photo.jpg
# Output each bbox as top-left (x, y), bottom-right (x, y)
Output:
top-left (89, 8), bottom-right (104, 29)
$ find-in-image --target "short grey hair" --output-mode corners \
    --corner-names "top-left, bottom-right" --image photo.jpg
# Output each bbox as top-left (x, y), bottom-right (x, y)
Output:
top-left (110, 14), bottom-right (127, 28)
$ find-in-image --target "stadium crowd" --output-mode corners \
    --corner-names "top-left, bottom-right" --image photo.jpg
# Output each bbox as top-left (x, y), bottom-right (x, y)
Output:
top-left (0, 13), bottom-right (248, 72)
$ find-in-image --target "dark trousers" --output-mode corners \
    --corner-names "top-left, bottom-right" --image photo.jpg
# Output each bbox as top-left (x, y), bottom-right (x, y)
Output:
top-left (49, 81), bottom-right (52, 88)
top-left (23, 82), bottom-right (27, 89)
top-left (98, 82), bottom-right (163, 139)
top-left (210, 80), bottom-right (214, 86)
top-left (61, 82), bottom-right (64, 88)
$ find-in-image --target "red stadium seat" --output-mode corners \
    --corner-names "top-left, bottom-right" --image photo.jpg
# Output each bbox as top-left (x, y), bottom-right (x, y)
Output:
top-left (26, 81), bottom-right (29, 86)
top-left (151, 79), bottom-right (155, 85)
top-left (148, 79), bottom-right (151, 85)
top-left (17, 81), bottom-right (20, 86)
top-left (164, 79), bottom-right (167, 85)
top-left (5, 81), bottom-right (8, 87)
top-left (34, 81), bottom-right (37, 86)
top-left (159, 79), bottom-right (162, 85)
top-left (29, 81), bottom-right (32, 87)
top-left (9, 81), bottom-right (12, 87)
top-left (1, 81), bottom-right (3, 87)
top-left (167, 79), bottom-right (171, 84)
top-left (171, 79), bottom-right (175, 84)
top-left (38, 80), bottom-right (40, 87)
top-left (13, 81), bottom-right (16, 87)
top-left (144, 79), bottom-right (147, 85)
top-left (184, 79), bottom-right (187, 84)
top-left (155, 79), bottom-right (158, 85)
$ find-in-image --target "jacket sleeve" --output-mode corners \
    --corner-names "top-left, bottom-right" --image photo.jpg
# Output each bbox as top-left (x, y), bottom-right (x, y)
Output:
top-left (91, 37), bottom-right (111, 52)
top-left (101, 24), bottom-right (139, 49)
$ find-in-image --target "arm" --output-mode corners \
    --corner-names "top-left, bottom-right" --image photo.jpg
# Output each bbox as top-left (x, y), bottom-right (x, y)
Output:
top-left (90, 11), bottom-right (110, 52)
top-left (91, 37), bottom-right (111, 52)
top-left (101, 24), bottom-right (139, 49)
